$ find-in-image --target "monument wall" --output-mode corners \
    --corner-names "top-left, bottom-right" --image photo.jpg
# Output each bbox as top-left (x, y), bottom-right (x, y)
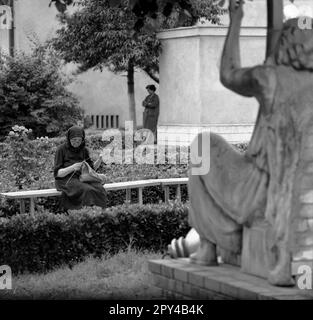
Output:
top-left (157, 0), bottom-right (313, 145)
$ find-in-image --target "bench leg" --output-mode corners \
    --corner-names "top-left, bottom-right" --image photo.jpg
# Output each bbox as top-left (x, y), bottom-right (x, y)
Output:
top-left (19, 200), bottom-right (25, 214)
top-left (138, 188), bottom-right (143, 205)
top-left (126, 189), bottom-right (131, 203)
top-left (164, 186), bottom-right (170, 203)
top-left (176, 185), bottom-right (181, 202)
top-left (30, 198), bottom-right (35, 215)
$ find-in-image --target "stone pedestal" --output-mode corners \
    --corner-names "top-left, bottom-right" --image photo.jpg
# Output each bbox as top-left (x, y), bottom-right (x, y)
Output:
top-left (148, 259), bottom-right (312, 300)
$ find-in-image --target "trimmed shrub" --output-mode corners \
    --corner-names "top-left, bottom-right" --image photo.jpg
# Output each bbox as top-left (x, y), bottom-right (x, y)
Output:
top-left (0, 43), bottom-right (82, 140)
top-left (0, 202), bottom-right (190, 274)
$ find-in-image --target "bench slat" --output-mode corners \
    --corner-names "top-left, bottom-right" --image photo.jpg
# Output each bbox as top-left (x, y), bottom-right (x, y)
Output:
top-left (1, 189), bottom-right (62, 198)
top-left (0, 178), bottom-right (189, 199)
top-left (104, 179), bottom-right (162, 191)
top-left (159, 178), bottom-right (188, 185)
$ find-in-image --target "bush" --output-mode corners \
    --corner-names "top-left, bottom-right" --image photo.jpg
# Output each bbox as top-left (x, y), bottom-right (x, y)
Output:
top-left (0, 43), bottom-right (82, 140)
top-left (0, 202), bottom-right (190, 274)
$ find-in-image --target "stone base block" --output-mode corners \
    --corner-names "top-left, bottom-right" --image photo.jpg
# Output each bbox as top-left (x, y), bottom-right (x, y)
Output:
top-left (148, 259), bottom-right (312, 300)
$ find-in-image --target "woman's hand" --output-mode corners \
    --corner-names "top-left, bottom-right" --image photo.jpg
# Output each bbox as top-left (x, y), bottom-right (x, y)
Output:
top-left (71, 162), bottom-right (83, 172)
top-left (56, 162), bottom-right (83, 178)
top-left (94, 154), bottom-right (103, 171)
top-left (98, 173), bottom-right (106, 182)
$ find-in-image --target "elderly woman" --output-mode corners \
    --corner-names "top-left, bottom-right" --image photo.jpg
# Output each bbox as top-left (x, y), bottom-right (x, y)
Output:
top-left (54, 125), bottom-right (106, 210)
top-left (142, 84), bottom-right (159, 142)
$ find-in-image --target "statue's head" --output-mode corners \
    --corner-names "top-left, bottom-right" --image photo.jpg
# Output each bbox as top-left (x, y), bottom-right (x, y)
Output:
top-left (272, 18), bottom-right (313, 71)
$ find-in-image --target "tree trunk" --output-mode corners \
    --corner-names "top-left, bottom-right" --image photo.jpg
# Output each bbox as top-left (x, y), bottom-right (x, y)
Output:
top-left (127, 60), bottom-right (137, 129)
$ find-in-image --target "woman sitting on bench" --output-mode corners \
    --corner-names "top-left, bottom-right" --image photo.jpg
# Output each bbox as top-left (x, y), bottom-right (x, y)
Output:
top-left (54, 125), bottom-right (106, 210)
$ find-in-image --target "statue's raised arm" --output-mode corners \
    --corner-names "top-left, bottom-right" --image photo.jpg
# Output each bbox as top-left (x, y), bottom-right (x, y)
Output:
top-left (220, 0), bottom-right (277, 112)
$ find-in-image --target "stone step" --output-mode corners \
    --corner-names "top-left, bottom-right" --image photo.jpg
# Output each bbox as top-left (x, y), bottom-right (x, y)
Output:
top-left (149, 259), bottom-right (313, 300)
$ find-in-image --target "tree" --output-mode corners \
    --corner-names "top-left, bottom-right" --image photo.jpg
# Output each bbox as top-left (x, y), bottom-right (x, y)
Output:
top-left (50, 0), bottom-right (226, 30)
top-left (0, 43), bottom-right (82, 139)
top-left (53, 0), bottom-right (162, 129)
top-left (52, 0), bottom-right (224, 129)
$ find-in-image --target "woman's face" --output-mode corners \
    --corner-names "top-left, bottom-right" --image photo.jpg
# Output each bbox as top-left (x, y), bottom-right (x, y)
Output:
top-left (70, 137), bottom-right (83, 148)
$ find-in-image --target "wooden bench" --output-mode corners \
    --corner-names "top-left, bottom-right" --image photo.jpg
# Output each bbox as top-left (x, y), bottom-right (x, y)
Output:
top-left (0, 178), bottom-right (189, 215)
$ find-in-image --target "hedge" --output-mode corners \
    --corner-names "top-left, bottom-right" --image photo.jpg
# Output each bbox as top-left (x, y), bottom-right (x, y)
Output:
top-left (0, 202), bottom-right (190, 274)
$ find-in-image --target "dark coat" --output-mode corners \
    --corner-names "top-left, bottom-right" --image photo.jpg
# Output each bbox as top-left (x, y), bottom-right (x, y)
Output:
top-left (142, 93), bottom-right (159, 134)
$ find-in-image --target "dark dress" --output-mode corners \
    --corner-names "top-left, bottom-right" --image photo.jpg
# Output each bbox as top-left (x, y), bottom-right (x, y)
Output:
top-left (54, 143), bottom-right (106, 210)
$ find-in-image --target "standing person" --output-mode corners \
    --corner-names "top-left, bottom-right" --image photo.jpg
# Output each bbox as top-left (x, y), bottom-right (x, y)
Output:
top-left (142, 84), bottom-right (159, 143)
top-left (54, 125), bottom-right (106, 210)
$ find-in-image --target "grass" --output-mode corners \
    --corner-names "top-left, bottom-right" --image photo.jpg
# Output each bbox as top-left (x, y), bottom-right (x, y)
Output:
top-left (0, 249), bottom-right (165, 300)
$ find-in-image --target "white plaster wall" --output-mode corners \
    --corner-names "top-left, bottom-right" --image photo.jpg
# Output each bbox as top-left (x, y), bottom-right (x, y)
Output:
top-left (199, 29), bottom-right (266, 125)
top-left (159, 35), bottom-right (201, 125)
top-left (158, 26), bottom-right (266, 129)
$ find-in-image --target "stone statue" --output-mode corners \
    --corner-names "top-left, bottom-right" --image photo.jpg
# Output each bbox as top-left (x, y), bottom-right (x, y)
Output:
top-left (168, 0), bottom-right (313, 287)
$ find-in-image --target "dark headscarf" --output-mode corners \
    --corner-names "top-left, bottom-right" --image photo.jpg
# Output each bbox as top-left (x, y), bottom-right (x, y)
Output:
top-left (66, 126), bottom-right (85, 152)
top-left (146, 84), bottom-right (156, 92)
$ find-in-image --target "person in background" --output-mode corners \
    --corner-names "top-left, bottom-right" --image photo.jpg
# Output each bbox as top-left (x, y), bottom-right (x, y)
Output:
top-left (54, 125), bottom-right (106, 210)
top-left (142, 84), bottom-right (159, 144)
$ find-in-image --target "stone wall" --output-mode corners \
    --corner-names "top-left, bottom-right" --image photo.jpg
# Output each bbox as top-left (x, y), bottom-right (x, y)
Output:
top-left (149, 259), bottom-right (311, 300)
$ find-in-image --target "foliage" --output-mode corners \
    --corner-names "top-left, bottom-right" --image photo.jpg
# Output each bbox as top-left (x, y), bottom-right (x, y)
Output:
top-left (0, 202), bottom-right (190, 274)
top-left (53, 0), bottom-right (224, 74)
top-left (51, 0), bottom-right (224, 128)
top-left (53, 0), bottom-right (161, 78)
top-left (1, 126), bottom-right (57, 190)
top-left (0, 43), bottom-right (82, 139)
top-left (51, 0), bottom-right (227, 31)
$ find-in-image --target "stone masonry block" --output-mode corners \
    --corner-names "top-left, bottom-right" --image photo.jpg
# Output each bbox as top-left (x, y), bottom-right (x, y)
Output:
top-left (189, 285), bottom-right (200, 299)
top-left (300, 192), bottom-right (313, 205)
top-left (300, 204), bottom-right (313, 218)
top-left (166, 278), bottom-right (176, 292)
top-left (174, 280), bottom-right (184, 294)
top-left (197, 288), bottom-right (211, 300)
top-left (295, 219), bottom-right (309, 232)
top-left (182, 282), bottom-right (192, 297)
top-left (188, 271), bottom-right (207, 288)
top-left (161, 264), bottom-right (174, 279)
top-left (292, 260), bottom-right (313, 275)
top-left (219, 282), bottom-right (240, 298)
top-left (148, 260), bottom-right (162, 275)
top-left (153, 274), bottom-right (168, 290)
top-left (293, 247), bottom-right (313, 261)
top-left (301, 147), bottom-right (313, 161)
top-left (308, 219), bottom-right (313, 231)
top-left (299, 174), bottom-right (313, 190)
top-left (298, 233), bottom-right (313, 246)
top-left (204, 277), bottom-right (222, 293)
top-left (174, 268), bottom-right (188, 282)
